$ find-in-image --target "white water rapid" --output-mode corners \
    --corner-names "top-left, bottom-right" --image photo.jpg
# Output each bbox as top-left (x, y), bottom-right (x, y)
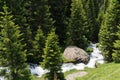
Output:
top-left (30, 43), bottom-right (104, 77)
top-left (0, 43), bottom-right (104, 79)
top-left (86, 43), bottom-right (104, 68)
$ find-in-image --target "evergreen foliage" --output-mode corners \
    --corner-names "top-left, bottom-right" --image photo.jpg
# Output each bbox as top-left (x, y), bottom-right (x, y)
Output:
top-left (85, 0), bottom-right (99, 42)
top-left (25, 26), bottom-right (33, 63)
top-left (42, 28), bottom-right (64, 80)
top-left (104, 0), bottom-right (109, 12)
top-left (5, 0), bottom-right (27, 27)
top-left (0, 4), bottom-right (32, 80)
top-left (48, 0), bottom-right (70, 46)
top-left (4, 0), bottom-right (34, 63)
top-left (26, 0), bottom-right (54, 35)
top-left (5, 0), bottom-right (55, 63)
top-left (97, 0), bottom-right (109, 27)
top-left (99, 0), bottom-right (120, 62)
top-left (0, 1), bottom-right (120, 79)
top-left (113, 24), bottom-right (120, 63)
top-left (0, 0), bottom-right (4, 11)
top-left (31, 26), bottom-right (45, 64)
top-left (67, 0), bottom-right (88, 49)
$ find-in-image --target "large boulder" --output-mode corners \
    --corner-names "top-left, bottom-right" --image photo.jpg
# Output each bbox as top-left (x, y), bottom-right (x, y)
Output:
top-left (63, 46), bottom-right (89, 64)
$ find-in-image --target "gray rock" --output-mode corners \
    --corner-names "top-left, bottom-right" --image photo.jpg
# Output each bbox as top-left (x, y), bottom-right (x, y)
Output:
top-left (65, 71), bottom-right (88, 80)
top-left (63, 46), bottom-right (89, 64)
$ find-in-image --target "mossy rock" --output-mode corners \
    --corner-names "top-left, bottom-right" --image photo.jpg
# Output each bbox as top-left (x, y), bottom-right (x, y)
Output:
top-left (86, 47), bottom-right (93, 55)
top-left (62, 56), bottom-right (75, 63)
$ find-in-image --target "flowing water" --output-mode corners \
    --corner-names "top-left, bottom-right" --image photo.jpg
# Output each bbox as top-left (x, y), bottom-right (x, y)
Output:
top-left (0, 43), bottom-right (104, 79)
top-left (30, 43), bottom-right (104, 77)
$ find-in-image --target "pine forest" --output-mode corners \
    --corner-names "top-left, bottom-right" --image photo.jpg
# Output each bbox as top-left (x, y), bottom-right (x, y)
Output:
top-left (0, 0), bottom-right (120, 80)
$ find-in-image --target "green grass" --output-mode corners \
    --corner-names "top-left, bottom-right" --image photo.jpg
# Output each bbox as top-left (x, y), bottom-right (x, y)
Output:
top-left (33, 69), bottom-right (80, 80)
top-left (33, 75), bottom-right (46, 80)
top-left (76, 63), bottom-right (120, 80)
top-left (33, 63), bottom-right (120, 80)
top-left (64, 69), bottom-right (82, 76)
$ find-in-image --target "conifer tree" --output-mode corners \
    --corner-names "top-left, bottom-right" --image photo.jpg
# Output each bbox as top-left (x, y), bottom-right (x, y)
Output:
top-left (5, 0), bottom-right (27, 27)
top-left (97, 0), bottom-right (109, 27)
top-left (5, 0), bottom-right (34, 63)
top-left (26, 0), bottom-right (55, 63)
top-left (25, 26), bottom-right (34, 63)
top-left (27, 0), bottom-right (54, 36)
top-left (0, 4), bottom-right (32, 80)
top-left (67, 0), bottom-right (88, 49)
top-left (48, 0), bottom-right (70, 46)
top-left (42, 28), bottom-right (64, 80)
top-left (113, 24), bottom-right (120, 63)
top-left (31, 26), bottom-right (45, 64)
top-left (85, 0), bottom-right (99, 41)
top-left (104, 0), bottom-right (109, 12)
top-left (99, 0), bottom-right (120, 62)
top-left (0, 0), bottom-right (4, 10)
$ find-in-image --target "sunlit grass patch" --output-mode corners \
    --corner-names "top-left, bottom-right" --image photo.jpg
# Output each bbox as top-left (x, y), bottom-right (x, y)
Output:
top-left (76, 63), bottom-right (120, 80)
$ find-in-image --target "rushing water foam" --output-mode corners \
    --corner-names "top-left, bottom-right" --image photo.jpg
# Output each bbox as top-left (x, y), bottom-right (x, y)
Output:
top-left (0, 43), bottom-right (104, 79)
top-left (29, 43), bottom-right (104, 77)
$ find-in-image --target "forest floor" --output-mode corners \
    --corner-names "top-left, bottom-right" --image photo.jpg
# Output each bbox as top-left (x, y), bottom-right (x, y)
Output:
top-left (65, 71), bottom-right (88, 80)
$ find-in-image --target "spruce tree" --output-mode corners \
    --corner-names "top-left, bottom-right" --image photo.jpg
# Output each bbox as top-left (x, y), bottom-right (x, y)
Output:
top-left (31, 26), bottom-right (45, 64)
top-left (48, 0), bottom-right (70, 46)
top-left (99, 0), bottom-right (120, 62)
top-left (5, 0), bottom-right (28, 27)
top-left (85, 0), bottom-right (99, 42)
top-left (0, 4), bottom-right (32, 80)
top-left (97, 0), bottom-right (109, 27)
top-left (0, 0), bottom-right (4, 10)
top-left (113, 24), bottom-right (120, 63)
top-left (104, 0), bottom-right (109, 12)
top-left (67, 0), bottom-right (88, 49)
top-left (25, 26), bottom-right (34, 63)
top-left (42, 29), bottom-right (64, 80)
top-left (26, 0), bottom-right (54, 36)
top-left (5, 0), bottom-right (34, 63)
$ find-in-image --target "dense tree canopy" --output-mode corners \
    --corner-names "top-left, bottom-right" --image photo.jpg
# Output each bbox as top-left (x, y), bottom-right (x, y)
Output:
top-left (113, 24), bottom-right (120, 63)
top-left (99, 0), bottom-right (120, 62)
top-left (0, 0), bottom-right (120, 79)
top-left (0, 4), bottom-right (32, 80)
top-left (67, 0), bottom-right (89, 49)
top-left (30, 26), bottom-right (45, 64)
top-left (48, 0), bottom-right (70, 47)
top-left (42, 28), bottom-right (64, 80)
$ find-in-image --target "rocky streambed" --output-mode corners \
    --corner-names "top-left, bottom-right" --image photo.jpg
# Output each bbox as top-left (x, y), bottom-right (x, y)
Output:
top-left (0, 43), bottom-right (104, 80)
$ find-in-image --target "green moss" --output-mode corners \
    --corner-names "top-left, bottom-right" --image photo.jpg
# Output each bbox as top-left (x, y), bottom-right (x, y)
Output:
top-left (86, 47), bottom-right (93, 55)
top-left (62, 56), bottom-right (75, 63)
